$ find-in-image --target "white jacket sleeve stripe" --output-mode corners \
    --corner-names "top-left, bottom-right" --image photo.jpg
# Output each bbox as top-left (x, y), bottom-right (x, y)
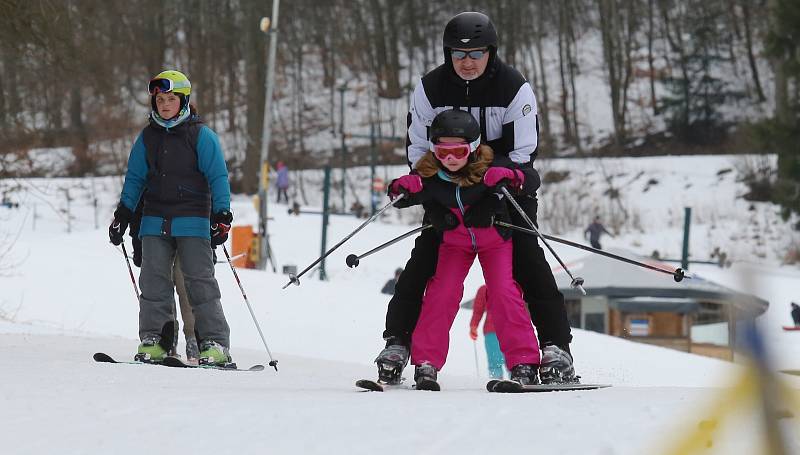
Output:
top-left (505, 82), bottom-right (539, 164)
top-left (407, 80), bottom-right (435, 169)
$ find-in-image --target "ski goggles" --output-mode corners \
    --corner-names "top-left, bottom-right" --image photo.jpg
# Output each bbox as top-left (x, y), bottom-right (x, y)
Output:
top-left (148, 78), bottom-right (190, 95)
top-left (451, 48), bottom-right (489, 60)
top-left (431, 137), bottom-right (481, 160)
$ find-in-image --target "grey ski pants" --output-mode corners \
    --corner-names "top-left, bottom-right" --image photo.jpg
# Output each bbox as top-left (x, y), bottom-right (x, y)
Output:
top-left (139, 236), bottom-right (230, 347)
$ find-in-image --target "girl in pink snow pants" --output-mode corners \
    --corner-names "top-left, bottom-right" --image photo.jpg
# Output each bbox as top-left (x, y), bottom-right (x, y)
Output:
top-left (389, 109), bottom-right (541, 388)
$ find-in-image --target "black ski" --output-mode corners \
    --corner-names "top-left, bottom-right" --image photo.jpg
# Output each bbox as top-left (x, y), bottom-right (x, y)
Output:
top-left (355, 379), bottom-right (410, 392)
top-left (162, 356), bottom-right (265, 371)
top-left (489, 379), bottom-right (612, 393)
top-left (93, 352), bottom-right (157, 366)
top-left (93, 353), bottom-right (264, 372)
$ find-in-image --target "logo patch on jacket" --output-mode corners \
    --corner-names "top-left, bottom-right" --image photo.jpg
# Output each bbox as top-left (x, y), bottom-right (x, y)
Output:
top-left (522, 104), bottom-right (532, 116)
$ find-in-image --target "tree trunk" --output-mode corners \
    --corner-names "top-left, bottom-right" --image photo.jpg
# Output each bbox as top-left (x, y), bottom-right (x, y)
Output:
top-left (647, 0), bottom-right (658, 115)
top-left (741, 0), bottom-right (766, 103)
top-left (242, 0), bottom-right (267, 193)
top-left (557, 3), bottom-right (573, 145)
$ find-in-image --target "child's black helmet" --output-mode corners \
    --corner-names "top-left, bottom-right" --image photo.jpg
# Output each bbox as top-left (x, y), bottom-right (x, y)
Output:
top-left (429, 109), bottom-right (480, 144)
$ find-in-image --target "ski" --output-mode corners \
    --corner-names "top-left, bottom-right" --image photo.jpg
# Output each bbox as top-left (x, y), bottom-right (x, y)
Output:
top-left (162, 356), bottom-right (265, 371)
top-left (93, 352), bottom-right (158, 366)
top-left (782, 326), bottom-right (800, 331)
top-left (355, 379), bottom-right (410, 392)
top-left (93, 353), bottom-right (264, 372)
top-left (489, 379), bottom-right (612, 393)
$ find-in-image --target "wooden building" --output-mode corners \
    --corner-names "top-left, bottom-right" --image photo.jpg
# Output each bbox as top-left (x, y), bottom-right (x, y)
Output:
top-left (552, 248), bottom-right (768, 361)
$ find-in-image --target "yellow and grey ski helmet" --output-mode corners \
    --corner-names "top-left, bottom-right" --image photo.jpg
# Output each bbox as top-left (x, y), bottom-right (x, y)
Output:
top-left (148, 70), bottom-right (191, 113)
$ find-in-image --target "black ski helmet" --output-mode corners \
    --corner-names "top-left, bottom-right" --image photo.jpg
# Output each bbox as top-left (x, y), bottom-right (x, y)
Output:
top-left (443, 12), bottom-right (498, 52)
top-left (429, 109), bottom-right (480, 144)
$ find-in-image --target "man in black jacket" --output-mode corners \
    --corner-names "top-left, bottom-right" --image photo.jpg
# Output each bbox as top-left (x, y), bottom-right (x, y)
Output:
top-left (375, 12), bottom-right (576, 385)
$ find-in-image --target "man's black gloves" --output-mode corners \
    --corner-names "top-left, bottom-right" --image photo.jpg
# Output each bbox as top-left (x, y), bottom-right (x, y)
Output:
top-left (108, 204), bottom-right (133, 246)
top-left (211, 210), bottom-right (233, 246)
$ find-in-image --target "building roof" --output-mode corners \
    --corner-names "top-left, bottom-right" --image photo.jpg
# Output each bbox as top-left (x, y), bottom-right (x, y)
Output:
top-left (552, 248), bottom-right (768, 316)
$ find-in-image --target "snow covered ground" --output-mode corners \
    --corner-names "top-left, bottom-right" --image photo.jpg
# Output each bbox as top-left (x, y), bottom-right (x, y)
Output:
top-left (1, 157), bottom-right (799, 454)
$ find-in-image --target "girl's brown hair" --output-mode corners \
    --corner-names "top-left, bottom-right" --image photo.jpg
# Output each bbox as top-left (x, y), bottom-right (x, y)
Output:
top-left (415, 144), bottom-right (494, 187)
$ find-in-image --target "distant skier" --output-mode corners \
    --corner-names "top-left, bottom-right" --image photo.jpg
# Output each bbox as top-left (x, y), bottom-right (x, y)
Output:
top-left (108, 70), bottom-right (233, 366)
top-left (380, 268), bottom-right (403, 295)
top-left (275, 161), bottom-right (290, 204)
top-left (584, 215), bottom-right (614, 250)
top-left (469, 284), bottom-right (507, 379)
top-left (390, 109), bottom-right (541, 389)
top-left (792, 302), bottom-right (800, 327)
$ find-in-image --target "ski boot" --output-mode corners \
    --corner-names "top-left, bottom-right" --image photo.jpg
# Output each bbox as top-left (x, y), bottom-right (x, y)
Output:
top-left (134, 336), bottom-right (168, 363)
top-left (185, 336), bottom-right (200, 366)
top-left (198, 340), bottom-right (234, 368)
top-left (539, 343), bottom-right (578, 384)
top-left (414, 362), bottom-right (440, 391)
top-left (509, 363), bottom-right (540, 386)
top-left (374, 337), bottom-right (409, 385)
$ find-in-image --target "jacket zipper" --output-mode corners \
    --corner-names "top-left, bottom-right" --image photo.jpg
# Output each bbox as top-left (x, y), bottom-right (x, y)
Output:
top-left (455, 186), bottom-right (477, 252)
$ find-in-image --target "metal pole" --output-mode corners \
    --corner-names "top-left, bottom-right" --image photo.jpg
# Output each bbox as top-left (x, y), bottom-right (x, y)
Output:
top-left (338, 85), bottom-right (347, 212)
top-left (120, 243), bottom-right (140, 300)
top-left (499, 186), bottom-right (587, 295)
top-left (257, 0), bottom-right (281, 270)
top-left (283, 193), bottom-right (405, 289)
top-left (370, 123), bottom-right (377, 215)
top-left (221, 244), bottom-right (279, 371)
top-left (681, 207), bottom-right (691, 271)
top-left (345, 224), bottom-right (432, 268)
top-left (495, 220), bottom-right (688, 282)
top-left (320, 166), bottom-right (331, 281)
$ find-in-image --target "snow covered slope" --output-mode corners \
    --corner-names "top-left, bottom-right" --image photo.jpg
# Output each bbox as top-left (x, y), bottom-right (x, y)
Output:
top-left (0, 162), bottom-right (799, 454)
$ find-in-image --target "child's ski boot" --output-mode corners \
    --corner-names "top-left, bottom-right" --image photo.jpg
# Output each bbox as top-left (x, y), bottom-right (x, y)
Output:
top-left (413, 363), bottom-right (440, 391)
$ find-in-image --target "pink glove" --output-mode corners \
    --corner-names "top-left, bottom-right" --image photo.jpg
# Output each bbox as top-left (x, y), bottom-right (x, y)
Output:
top-left (389, 174), bottom-right (423, 198)
top-left (483, 167), bottom-right (524, 188)
top-left (469, 327), bottom-right (478, 340)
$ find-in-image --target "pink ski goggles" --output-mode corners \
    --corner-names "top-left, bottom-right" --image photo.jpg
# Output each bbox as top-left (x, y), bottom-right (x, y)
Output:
top-left (431, 137), bottom-right (481, 161)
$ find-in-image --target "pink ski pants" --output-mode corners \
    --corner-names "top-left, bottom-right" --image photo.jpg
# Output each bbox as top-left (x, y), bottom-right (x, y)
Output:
top-left (411, 224), bottom-right (541, 371)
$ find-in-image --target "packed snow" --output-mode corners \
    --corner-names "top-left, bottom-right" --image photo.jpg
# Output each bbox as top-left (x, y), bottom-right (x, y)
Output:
top-left (1, 156), bottom-right (799, 454)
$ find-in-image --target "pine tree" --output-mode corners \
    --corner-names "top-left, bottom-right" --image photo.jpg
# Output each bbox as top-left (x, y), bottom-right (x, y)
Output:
top-left (761, 0), bottom-right (800, 222)
top-left (660, 1), bottom-right (743, 145)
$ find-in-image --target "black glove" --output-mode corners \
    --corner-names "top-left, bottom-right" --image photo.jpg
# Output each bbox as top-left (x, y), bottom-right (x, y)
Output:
top-left (464, 195), bottom-right (503, 228)
top-left (210, 210), bottom-right (233, 246)
top-left (108, 204), bottom-right (133, 246)
top-left (132, 236), bottom-right (142, 267)
top-left (422, 202), bottom-right (459, 232)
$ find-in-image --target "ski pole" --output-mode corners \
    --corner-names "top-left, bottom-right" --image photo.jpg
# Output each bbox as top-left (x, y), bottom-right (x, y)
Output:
top-left (346, 224), bottom-right (432, 268)
top-left (472, 339), bottom-right (480, 379)
top-left (120, 242), bottom-right (140, 300)
top-left (221, 244), bottom-right (279, 371)
top-left (494, 220), bottom-right (688, 282)
top-left (283, 193), bottom-right (406, 288)
top-left (498, 186), bottom-right (587, 295)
